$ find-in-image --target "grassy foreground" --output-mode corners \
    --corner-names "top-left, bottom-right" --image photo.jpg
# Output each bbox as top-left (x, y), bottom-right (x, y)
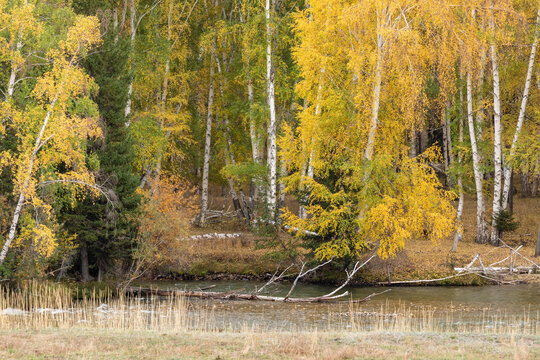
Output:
top-left (0, 328), bottom-right (538, 360)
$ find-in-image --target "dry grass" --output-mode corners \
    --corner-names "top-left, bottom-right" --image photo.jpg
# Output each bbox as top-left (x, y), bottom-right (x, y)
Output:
top-left (0, 281), bottom-right (213, 332)
top-left (161, 231), bottom-right (276, 277)
top-left (0, 328), bottom-right (537, 359)
top-left (364, 195), bottom-right (540, 283)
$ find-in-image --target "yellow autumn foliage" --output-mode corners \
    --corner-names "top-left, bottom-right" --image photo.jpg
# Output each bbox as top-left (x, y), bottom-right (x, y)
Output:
top-left (284, 0), bottom-right (459, 261)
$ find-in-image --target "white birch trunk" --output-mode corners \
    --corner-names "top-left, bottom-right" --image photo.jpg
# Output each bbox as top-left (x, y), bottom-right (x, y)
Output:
top-left (6, 25), bottom-right (24, 99)
top-left (476, 48), bottom-right (486, 141)
top-left (490, 36), bottom-right (503, 245)
top-left (364, 32), bottom-right (383, 161)
top-left (0, 95), bottom-right (58, 264)
top-left (6, 46), bottom-right (20, 99)
top-left (265, 0), bottom-right (277, 221)
top-left (1, 46), bottom-right (80, 264)
top-left (467, 72), bottom-right (489, 244)
top-left (501, 9), bottom-right (540, 209)
top-left (247, 79), bottom-right (260, 165)
top-left (124, 0), bottom-right (137, 120)
top-left (199, 64), bottom-right (215, 225)
top-left (452, 91), bottom-right (464, 252)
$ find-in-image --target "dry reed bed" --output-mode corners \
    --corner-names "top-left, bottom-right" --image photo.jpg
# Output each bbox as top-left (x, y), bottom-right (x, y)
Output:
top-left (1, 281), bottom-right (538, 336)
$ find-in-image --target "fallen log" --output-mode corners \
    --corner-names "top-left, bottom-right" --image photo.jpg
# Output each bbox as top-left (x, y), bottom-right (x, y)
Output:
top-left (453, 266), bottom-right (535, 274)
top-left (126, 286), bottom-right (389, 304)
top-left (127, 287), bottom-right (346, 302)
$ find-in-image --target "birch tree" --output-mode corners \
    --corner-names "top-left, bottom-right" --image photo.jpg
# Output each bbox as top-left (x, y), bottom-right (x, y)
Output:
top-left (0, 16), bottom-right (102, 264)
top-left (490, 17), bottom-right (503, 245)
top-left (265, 0), bottom-right (278, 221)
top-left (501, 8), bottom-right (540, 209)
top-left (282, 0), bottom-right (457, 260)
top-left (199, 62), bottom-right (214, 225)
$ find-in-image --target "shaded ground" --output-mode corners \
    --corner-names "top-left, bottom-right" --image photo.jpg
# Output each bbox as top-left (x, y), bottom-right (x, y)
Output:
top-left (0, 328), bottom-right (538, 359)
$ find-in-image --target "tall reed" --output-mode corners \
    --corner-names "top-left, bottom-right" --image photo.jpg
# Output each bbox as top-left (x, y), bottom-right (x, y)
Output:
top-left (1, 281), bottom-right (538, 336)
top-left (0, 281), bottom-right (214, 331)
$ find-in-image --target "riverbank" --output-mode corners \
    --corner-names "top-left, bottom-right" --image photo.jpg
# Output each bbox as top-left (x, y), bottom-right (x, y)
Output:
top-left (161, 232), bottom-right (540, 285)
top-left (157, 196), bottom-right (540, 286)
top-left (1, 281), bottom-right (539, 359)
top-left (1, 328), bottom-right (537, 359)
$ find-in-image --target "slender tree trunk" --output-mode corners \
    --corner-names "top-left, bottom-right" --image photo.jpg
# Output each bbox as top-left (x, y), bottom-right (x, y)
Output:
top-left (490, 38), bottom-right (503, 246)
top-left (364, 31), bottom-right (383, 161)
top-left (115, 0), bottom-right (128, 43)
top-left (442, 112), bottom-right (449, 174)
top-left (475, 48), bottom-right (486, 141)
top-left (199, 64), bottom-right (215, 225)
top-left (124, 0), bottom-right (137, 120)
top-left (56, 251), bottom-right (74, 282)
top-left (6, 44), bottom-right (20, 99)
top-left (150, 5), bottom-right (174, 195)
top-left (265, 0), bottom-right (277, 221)
top-left (452, 95), bottom-right (464, 252)
top-left (532, 157), bottom-right (540, 197)
top-left (502, 9), bottom-right (540, 208)
top-left (80, 245), bottom-right (91, 283)
top-left (0, 88), bottom-right (61, 264)
top-left (214, 50), bottom-right (246, 222)
top-left (278, 158), bottom-right (287, 213)
top-left (299, 69), bottom-right (324, 219)
top-left (222, 117), bottom-right (246, 221)
top-left (521, 170), bottom-right (531, 197)
top-left (467, 72), bottom-right (489, 244)
top-left (409, 129), bottom-right (417, 158)
top-left (508, 171), bottom-right (515, 213)
top-left (223, 153), bottom-right (245, 221)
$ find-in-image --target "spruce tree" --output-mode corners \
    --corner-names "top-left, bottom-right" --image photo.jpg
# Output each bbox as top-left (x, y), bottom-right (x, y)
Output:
top-left (59, 21), bottom-right (140, 280)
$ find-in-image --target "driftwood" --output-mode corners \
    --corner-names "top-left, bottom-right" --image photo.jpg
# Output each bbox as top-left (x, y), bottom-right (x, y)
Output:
top-left (379, 247), bottom-right (539, 286)
top-left (126, 286), bottom-right (390, 304)
top-left (127, 255), bottom-right (384, 303)
top-left (453, 266), bottom-right (535, 274)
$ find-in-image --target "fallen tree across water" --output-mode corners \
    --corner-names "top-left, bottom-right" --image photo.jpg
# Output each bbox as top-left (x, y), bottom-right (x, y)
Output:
top-left (126, 286), bottom-right (391, 303)
top-left (126, 255), bottom-right (391, 303)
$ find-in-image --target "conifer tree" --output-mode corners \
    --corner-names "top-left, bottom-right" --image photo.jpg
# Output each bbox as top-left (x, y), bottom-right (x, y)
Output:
top-left (59, 2), bottom-right (140, 280)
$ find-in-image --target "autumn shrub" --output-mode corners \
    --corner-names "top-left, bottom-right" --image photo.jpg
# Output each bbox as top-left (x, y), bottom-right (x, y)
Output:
top-left (127, 175), bottom-right (198, 281)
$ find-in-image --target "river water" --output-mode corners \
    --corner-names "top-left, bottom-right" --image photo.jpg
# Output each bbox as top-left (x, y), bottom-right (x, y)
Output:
top-left (135, 281), bottom-right (540, 332)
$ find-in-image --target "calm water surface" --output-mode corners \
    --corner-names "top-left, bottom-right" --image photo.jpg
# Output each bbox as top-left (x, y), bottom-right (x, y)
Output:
top-left (134, 281), bottom-right (540, 331)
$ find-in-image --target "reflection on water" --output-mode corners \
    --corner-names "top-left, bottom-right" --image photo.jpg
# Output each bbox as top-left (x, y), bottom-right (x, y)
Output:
top-left (134, 281), bottom-right (540, 332)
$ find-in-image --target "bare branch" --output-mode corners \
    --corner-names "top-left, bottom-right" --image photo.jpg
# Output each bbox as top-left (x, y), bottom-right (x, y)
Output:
top-left (284, 259), bottom-right (333, 300)
top-left (255, 263), bottom-right (295, 294)
top-left (135, 0), bottom-right (163, 32)
top-left (322, 255), bottom-right (376, 298)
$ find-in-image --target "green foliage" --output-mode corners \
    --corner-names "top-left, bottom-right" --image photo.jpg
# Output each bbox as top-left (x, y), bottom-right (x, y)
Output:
top-left (221, 161), bottom-right (266, 185)
top-left (494, 210), bottom-right (519, 234)
top-left (58, 22), bottom-right (141, 278)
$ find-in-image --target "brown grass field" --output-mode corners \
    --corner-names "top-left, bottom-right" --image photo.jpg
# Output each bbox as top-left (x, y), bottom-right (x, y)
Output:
top-left (0, 328), bottom-right (537, 360)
